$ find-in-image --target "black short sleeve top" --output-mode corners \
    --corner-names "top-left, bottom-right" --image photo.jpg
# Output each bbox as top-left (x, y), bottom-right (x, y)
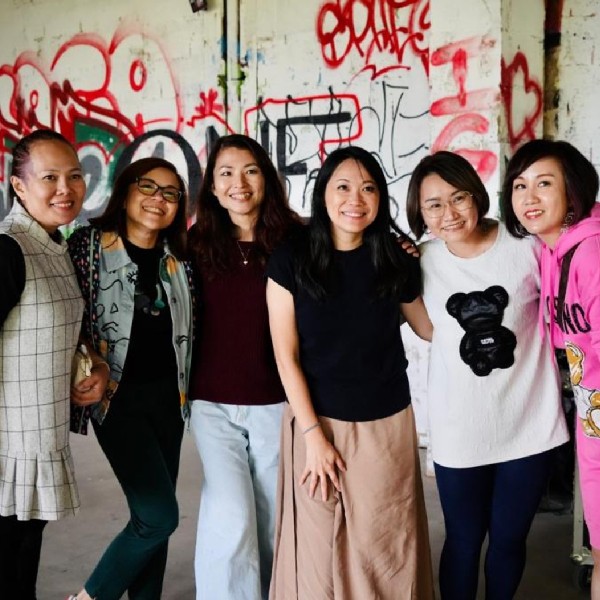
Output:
top-left (267, 240), bottom-right (420, 422)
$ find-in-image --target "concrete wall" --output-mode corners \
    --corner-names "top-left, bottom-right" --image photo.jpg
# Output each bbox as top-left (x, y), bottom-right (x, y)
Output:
top-left (0, 0), bottom-right (597, 436)
top-left (552, 0), bottom-right (600, 164)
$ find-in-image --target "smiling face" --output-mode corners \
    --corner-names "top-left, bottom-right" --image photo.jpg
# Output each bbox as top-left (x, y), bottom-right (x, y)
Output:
top-left (124, 167), bottom-right (180, 247)
top-left (511, 157), bottom-right (569, 248)
top-left (324, 158), bottom-right (379, 250)
top-left (419, 173), bottom-right (480, 249)
top-left (211, 146), bottom-right (265, 227)
top-left (10, 139), bottom-right (86, 233)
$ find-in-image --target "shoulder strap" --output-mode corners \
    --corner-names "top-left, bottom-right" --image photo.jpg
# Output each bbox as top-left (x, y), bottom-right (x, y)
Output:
top-left (86, 227), bottom-right (101, 348)
top-left (556, 243), bottom-right (580, 330)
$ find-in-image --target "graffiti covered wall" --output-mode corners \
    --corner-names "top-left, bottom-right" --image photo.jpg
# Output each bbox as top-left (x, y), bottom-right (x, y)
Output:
top-left (0, 0), bottom-right (596, 435)
top-left (240, 0), bottom-right (431, 229)
top-left (0, 0), bottom-right (557, 221)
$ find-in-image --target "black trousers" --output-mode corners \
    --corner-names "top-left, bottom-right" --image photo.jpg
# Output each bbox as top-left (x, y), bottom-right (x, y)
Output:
top-left (0, 514), bottom-right (48, 599)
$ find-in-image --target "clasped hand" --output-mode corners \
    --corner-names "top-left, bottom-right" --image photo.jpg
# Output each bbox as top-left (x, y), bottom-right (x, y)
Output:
top-left (70, 365), bottom-right (109, 406)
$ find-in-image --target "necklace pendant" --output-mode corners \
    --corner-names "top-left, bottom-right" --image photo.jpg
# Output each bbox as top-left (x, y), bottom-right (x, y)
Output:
top-left (236, 240), bottom-right (251, 266)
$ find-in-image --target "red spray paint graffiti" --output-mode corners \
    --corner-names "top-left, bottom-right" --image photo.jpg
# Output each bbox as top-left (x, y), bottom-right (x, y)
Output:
top-left (316, 0), bottom-right (430, 78)
top-left (431, 114), bottom-right (497, 177)
top-left (0, 28), bottom-right (182, 146)
top-left (430, 36), bottom-right (499, 182)
top-left (0, 27), bottom-right (239, 221)
top-left (188, 88), bottom-right (234, 133)
top-left (501, 51), bottom-right (543, 150)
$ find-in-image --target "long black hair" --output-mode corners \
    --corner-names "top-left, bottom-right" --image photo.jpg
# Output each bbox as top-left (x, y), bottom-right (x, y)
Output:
top-left (297, 146), bottom-right (413, 300)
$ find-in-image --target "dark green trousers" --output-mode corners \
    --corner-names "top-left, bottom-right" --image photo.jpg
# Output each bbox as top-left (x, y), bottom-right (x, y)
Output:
top-left (86, 377), bottom-right (184, 600)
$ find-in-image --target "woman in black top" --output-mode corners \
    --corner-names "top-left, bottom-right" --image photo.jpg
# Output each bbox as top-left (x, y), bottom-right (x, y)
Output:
top-left (266, 146), bottom-right (434, 599)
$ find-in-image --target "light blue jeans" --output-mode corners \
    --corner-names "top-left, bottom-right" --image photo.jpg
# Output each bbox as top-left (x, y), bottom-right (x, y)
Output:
top-left (190, 400), bottom-right (284, 600)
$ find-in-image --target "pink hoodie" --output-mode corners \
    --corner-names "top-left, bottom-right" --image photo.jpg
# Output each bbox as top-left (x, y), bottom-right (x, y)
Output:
top-left (540, 203), bottom-right (600, 437)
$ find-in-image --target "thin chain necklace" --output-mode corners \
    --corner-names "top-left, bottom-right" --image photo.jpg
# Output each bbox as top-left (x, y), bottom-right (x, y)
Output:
top-left (236, 240), bottom-right (251, 265)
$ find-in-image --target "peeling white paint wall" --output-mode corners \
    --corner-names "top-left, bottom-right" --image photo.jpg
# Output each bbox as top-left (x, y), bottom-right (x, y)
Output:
top-left (554, 0), bottom-right (600, 167)
top-left (500, 0), bottom-right (545, 187)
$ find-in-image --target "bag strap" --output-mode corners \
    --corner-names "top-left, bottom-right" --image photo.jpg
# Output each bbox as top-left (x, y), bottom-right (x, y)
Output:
top-left (88, 227), bottom-right (97, 346)
top-left (556, 243), bottom-right (580, 331)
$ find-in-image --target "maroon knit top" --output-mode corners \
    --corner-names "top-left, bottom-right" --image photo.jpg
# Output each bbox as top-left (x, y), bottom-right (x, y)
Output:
top-left (189, 241), bottom-right (286, 405)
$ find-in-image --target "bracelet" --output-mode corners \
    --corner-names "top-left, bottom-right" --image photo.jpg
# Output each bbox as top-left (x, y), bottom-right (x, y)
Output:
top-left (302, 422), bottom-right (320, 435)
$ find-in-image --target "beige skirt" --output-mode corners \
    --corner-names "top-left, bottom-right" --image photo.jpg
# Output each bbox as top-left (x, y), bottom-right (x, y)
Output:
top-left (269, 404), bottom-right (434, 600)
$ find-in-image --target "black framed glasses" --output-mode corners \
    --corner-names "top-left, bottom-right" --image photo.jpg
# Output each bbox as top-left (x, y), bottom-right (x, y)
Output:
top-left (136, 177), bottom-right (182, 204)
top-left (421, 191), bottom-right (474, 218)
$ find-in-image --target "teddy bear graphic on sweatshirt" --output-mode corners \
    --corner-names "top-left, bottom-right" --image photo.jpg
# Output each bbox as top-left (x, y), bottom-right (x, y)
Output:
top-left (566, 341), bottom-right (600, 438)
top-left (446, 285), bottom-right (517, 377)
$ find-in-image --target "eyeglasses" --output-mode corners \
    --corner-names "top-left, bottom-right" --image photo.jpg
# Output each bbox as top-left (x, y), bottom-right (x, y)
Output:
top-left (421, 191), bottom-right (474, 218)
top-left (136, 177), bottom-right (182, 204)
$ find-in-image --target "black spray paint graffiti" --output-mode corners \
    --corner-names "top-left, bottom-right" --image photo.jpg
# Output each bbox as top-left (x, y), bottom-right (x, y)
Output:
top-left (249, 90), bottom-right (362, 212)
top-left (113, 128), bottom-right (204, 219)
top-left (0, 128), bottom-right (208, 223)
top-left (351, 81), bottom-right (429, 221)
top-left (1, 84), bottom-right (428, 224)
top-left (250, 83), bottom-right (429, 219)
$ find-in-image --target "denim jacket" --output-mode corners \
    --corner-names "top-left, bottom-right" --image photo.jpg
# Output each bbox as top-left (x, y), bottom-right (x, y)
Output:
top-left (68, 226), bottom-right (195, 433)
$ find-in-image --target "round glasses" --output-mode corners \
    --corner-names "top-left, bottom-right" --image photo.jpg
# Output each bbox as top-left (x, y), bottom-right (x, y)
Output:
top-left (421, 191), bottom-right (474, 218)
top-left (136, 177), bottom-right (182, 204)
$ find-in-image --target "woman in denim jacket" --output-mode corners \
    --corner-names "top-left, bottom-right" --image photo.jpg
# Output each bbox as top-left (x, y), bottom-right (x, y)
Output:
top-left (66, 157), bottom-right (195, 600)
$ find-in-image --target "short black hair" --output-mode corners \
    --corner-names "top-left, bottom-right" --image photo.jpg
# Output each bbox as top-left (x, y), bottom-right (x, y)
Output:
top-left (502, 139), bottom-right (599, 238)
top-left (406, 151), bottom-right (489, 239)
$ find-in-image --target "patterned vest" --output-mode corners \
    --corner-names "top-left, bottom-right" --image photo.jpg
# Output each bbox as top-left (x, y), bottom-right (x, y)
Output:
top-left (0, 203), bottom-right (83, 519)
top-left (0, 203), bottom-right (83, 453)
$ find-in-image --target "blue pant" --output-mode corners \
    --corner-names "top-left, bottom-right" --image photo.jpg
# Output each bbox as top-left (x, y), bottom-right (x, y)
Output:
top-left (85, 378), bottom-right (184, 600)
top-left (190, 400), bottom-right (283, 600)
top-left (434, 450), bottom-right (553, 600)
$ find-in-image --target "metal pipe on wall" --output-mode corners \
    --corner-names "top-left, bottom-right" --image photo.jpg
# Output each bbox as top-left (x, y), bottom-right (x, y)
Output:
top-left (225, 0), bottom-right (243, 132)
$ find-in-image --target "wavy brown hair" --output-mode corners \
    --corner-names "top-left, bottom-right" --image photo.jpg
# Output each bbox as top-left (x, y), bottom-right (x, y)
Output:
top-left (188, 134), bottom-right (301, 276)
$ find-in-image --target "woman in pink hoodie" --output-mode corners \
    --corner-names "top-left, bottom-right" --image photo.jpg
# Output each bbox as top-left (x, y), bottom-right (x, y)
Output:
top-left (502, 139), bottom-right (600, 597)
